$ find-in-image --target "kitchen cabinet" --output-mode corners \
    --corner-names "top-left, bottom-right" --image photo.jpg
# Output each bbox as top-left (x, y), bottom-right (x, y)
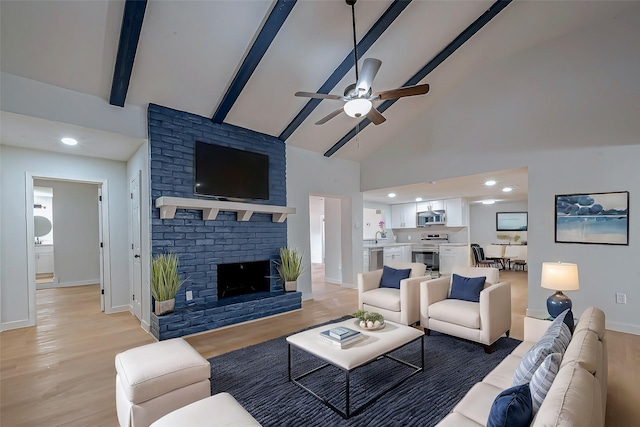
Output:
top-left (444, 198), bottom-right (468, 227)
top-left (416, 200), bottom-right (444, 212)
top-left (35, 245), bottom-right (54, 275)
top-left (383, 245), bottom-right (412, 264)
top-left (391, 203), bottom-right (416, 229)
top-left (439, 244), bottom-right (470, 275)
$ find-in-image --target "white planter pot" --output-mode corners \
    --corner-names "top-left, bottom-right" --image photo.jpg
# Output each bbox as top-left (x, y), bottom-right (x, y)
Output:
top-left (155, 298), bottom-right (175, 315)
top-left (284, 281), bottom-right (297, 292)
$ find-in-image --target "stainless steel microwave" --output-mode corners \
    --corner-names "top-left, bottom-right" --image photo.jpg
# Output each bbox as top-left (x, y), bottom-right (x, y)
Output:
top-left (417, 211), bottom-right (446, 226)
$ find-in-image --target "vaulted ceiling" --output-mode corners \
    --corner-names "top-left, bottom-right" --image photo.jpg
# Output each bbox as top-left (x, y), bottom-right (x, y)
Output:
top-left (1, 0), bottom-right (638, 164)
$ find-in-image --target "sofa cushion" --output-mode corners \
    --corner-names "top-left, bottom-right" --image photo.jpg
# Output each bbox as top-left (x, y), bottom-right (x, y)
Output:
top-left (379, 265), bottom-right (411, 289)
top-left (483, 355), bottom-right (524, 390)
top-left (511, 341), bottom-right (535, 358)
top-left (532, 362), bottom-right (602, 427)
top-left (428, 299), bottom-right (481, 329)
top-left (573, 307), bottom-right (606, 340)
top-left (530, 352), bottom-right (562, 414)
top-left (561, 329), bottom-right (601, 374)
top-left (448, 274), bottom-right (486, 303)
top-left (361, 287), bottom-right (401, 311)
top-left (512, 322), bottom-right (570, 386)
top-left (452, 382), bottom-right (503, 425)
top-left (486, 384), bottom-right (533, 427)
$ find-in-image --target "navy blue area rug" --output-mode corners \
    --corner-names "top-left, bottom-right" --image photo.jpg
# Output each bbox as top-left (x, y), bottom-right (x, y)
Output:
top-left (209, 317), bottom-right (519, 426)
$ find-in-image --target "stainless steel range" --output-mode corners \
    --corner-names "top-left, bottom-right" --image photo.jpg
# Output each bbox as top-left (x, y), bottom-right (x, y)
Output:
top-left (411, 234), bottom-right (449, 271)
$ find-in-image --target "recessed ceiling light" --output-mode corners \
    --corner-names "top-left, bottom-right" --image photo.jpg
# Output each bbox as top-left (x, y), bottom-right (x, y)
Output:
top-left (485, 180), bottom-right (496, 186)
top-left (482, 200), bottom-right (496, 205)
top-left (502, 187), bottom-right (513, 192)
top-left (61, 137), bottom-right (78, 146)
top-left (388, 193), bottom-right (396, 198)
top-left (415, 197), bottom-right (423, 202)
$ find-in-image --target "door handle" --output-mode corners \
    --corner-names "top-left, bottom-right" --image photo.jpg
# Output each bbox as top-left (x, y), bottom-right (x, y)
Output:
top-left (134, 254), bottom-right (140, 258)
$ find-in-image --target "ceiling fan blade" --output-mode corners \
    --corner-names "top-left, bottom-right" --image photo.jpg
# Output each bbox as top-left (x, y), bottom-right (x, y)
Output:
top-left (295, 91), bottom-right (342, 100)
top-left (355, 58), bottom-right (382, 94)
top-left (372, 84), bottom-right (430, 100)
top-left (315, 107), bottom-right (344, 125)
top-left (366, 107), bottom-right (386, 125)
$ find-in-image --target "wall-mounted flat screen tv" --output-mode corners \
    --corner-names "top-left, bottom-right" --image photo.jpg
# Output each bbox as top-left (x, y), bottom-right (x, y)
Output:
top-left (496, 212), bottom-right (528, 231)
top-left (194, 142), bottom-right (269, 200)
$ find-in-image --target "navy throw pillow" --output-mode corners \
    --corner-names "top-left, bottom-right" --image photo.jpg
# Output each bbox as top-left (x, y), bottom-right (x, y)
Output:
top-left (559, 309), bottom-right (575, 334)
top-left (487, 383), bottom-right (533, 427)
top-left (448, 274), bottom-right (486, 303)
top-left (379, 266), bottom-right (412, 289)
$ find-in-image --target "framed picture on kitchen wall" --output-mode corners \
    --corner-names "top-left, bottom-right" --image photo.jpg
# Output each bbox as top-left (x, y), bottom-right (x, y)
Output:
top-left (555, 191), bottom-right (629, 245)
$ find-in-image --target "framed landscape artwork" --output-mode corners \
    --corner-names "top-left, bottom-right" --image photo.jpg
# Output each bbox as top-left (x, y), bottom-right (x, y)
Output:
top-left (555, 191), bottom-right (629, 245)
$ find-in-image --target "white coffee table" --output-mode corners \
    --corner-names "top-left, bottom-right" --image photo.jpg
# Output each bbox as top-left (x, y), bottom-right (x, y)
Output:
top-left (286, 318), bottom-right (424, 419)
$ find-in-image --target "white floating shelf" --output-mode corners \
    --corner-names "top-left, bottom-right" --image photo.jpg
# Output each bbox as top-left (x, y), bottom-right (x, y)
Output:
top-left (155, 196), bottom-right (296, 223)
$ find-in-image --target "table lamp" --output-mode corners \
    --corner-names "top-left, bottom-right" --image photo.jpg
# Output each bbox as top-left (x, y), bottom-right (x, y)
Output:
top-left (541, 262), bottom-right (580, 318)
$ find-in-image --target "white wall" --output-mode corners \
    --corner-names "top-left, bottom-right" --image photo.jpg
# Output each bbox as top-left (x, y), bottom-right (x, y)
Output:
top-left (362, 201), bottom-right (393, 242)
top-left (469, 201), bottom-right (529, 247)
top-left (33, 179), bottom-right (100, 286)
top-left (0, 145), bottom-right (131, 329)
top-left (286, 145), bottom-right (362, 298)
top-left (323, 197), bottom-right (342, 284)
top-left (360, 16), bottom-right (640, 333)
top-left (126, 142), bottom-right (151, 329)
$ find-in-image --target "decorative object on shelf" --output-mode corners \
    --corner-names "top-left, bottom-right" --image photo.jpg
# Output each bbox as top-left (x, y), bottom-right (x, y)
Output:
top-left (540, 262), bottom-right (580, 318)
top-left (274, 247), bottom-right (304, 292)
top-left (352, 310), bottom-right (385, 330)
top-left (151, 252), bottom-right (187, 315)
top-left (555, 191), bottom-right (629, 245)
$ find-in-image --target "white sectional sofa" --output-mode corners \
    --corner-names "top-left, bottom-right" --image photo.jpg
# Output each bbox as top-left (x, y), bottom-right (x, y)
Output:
top-left (436, 307), bottom-right (607, 427)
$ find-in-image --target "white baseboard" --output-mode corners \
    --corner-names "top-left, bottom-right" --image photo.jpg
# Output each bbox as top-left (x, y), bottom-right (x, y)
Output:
top-left (1, 318), bottom-right (35, 331)
top-left (141, 319), bottom-right (151, 333)
top-left (324, 277), bottom-right (342, 285)
top-left (606, 321), bottom-right (640, 336)
top-left (107, 305), bottom-right (132, 314)
top-left (39, 279), bottom-right (99, 289)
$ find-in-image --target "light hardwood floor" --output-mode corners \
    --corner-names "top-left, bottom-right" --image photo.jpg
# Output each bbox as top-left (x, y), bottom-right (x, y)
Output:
top-left (1, 268), bottom-right (638, 426)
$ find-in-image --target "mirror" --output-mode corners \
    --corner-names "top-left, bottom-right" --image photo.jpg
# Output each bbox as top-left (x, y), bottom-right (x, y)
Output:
top-left (34, 215), bottom-right (52, 237)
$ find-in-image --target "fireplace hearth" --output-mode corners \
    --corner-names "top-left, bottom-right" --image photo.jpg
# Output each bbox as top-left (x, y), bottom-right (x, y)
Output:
top-left (217, 260), bottom-right (271, 300)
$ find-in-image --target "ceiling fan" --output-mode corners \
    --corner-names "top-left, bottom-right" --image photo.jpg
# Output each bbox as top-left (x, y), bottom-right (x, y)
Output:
top-left (295, 0), bottom-right (430, 126)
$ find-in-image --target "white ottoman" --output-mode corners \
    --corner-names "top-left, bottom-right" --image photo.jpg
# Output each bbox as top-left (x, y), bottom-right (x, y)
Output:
top-left (115, 338), bottom-right (211, 427)
top-left (150, 393), bottom-right (261, 427)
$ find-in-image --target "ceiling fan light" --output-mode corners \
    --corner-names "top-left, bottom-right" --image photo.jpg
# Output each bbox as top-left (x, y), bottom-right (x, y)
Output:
top-left (344, 99), bottom-right (372, 118)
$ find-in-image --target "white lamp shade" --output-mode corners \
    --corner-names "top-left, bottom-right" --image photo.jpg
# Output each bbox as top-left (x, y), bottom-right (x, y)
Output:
top-left (343, 99), bottom-right (372, 118)
top-left (541, 262), bottom-right (580, 291)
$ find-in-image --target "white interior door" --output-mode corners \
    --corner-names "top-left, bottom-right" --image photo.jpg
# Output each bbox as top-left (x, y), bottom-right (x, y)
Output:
top-left (98, 186), bottom-right (105, 311)
top-left (131, 173), bottom-right (142, 319)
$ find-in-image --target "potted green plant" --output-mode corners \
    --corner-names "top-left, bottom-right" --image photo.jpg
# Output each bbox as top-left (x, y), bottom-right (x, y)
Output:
top-left (273, 247), bottom-right (304, 292)
top-left (151, 252), bottom-right (187, 315)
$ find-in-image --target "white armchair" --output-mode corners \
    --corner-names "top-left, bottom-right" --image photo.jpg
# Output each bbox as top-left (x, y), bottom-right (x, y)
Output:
top-left (358, 262), bottom-right (428, 326)
top-left (419, 266), bottom-right (511, 353)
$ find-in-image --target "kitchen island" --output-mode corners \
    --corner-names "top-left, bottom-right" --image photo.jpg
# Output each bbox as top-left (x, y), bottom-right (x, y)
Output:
top-left (362, 243), bottom-right (412, 272)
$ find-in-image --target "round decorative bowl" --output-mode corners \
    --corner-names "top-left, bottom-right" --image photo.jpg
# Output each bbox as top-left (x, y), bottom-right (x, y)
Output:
top-left (354, 319), bottom-right (385, 331)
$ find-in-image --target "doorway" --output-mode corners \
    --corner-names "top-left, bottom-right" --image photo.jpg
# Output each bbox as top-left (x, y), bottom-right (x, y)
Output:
top-left (309, 195), bottom-right (344, 294)
top-left (26, 173), bottom-right (112, 325)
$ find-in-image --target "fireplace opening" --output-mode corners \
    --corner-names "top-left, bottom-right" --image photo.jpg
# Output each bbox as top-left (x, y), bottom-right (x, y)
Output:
top-left (217, 260), bottom-right (271, 299)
